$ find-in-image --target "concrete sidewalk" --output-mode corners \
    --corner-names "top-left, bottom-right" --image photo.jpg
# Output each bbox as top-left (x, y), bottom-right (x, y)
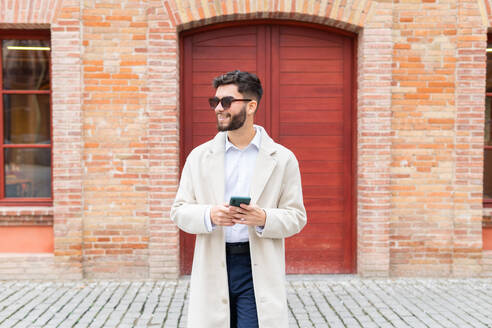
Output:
top-left (0, 276), bottom-right (490, 328)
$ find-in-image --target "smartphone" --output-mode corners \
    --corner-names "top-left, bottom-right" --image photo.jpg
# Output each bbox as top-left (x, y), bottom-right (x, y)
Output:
top-left (229, 196), bottom-right (251, 207)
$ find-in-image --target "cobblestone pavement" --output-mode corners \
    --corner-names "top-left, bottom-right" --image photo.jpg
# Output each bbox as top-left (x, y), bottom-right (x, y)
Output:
top-left (0, 276), bottom-right (490, 328)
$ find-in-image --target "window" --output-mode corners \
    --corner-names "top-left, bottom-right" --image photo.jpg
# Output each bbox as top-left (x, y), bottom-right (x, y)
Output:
top-left (0, 30), bottom-right (52, 205)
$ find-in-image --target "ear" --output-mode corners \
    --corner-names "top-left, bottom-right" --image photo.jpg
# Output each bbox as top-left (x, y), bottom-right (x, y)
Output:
top-left (247, 100), bottom-right (257, 115)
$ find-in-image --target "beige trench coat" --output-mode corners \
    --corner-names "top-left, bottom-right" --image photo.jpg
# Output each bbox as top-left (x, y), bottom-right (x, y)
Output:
top-left (171, 125), bottom-right (307, 328)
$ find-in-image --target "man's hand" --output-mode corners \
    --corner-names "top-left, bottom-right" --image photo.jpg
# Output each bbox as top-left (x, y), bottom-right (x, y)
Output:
top-left (210, 204), bottom-right (235, 226)
top-left (230, 204), bottom-right (266, 227)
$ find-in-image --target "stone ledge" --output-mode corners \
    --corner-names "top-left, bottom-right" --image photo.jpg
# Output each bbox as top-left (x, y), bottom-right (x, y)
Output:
top-left (483, 215), bottom-right (492, 228)
top-left (0, 253), bottom-right (57, 280)
top-left (0, 207), bottom-right (54, 226)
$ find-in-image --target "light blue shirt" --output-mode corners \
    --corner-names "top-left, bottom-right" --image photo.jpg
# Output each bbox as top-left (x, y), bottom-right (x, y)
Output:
top-left (205, 127), bottom-right (262, 242)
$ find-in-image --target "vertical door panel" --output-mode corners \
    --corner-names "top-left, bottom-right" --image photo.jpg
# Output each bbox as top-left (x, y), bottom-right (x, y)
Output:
top-left (273, 25), bottom-right (353, 273)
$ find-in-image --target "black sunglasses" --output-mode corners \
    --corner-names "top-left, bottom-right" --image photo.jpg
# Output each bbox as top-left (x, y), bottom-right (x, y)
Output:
top-left (208, 96), bottom-right (252, 109)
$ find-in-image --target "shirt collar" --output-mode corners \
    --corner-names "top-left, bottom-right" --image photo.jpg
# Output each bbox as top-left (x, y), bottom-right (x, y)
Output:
top-left (225, 127), bottom-right (261, 152)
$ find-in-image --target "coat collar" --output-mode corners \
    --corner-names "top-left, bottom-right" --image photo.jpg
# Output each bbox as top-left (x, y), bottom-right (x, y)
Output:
top-left (205, 125), bottom-right (278, 204)
top-left (225, 126), bottom-right (261, 152)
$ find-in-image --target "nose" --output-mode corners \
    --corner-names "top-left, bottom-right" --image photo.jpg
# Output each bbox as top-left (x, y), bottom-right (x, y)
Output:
top-left (214, 102), bottom-right (224, 113)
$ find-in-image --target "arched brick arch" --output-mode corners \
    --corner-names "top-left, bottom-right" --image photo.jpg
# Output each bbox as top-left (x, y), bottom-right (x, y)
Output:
top-left (0, 0), bottom-right (66, 26)
top-left (147, 0), bottom-right (393, 278)
top-left (480, 0), bottom-right (492, 27)
top-left (162, 0), bottom-right (375, 32)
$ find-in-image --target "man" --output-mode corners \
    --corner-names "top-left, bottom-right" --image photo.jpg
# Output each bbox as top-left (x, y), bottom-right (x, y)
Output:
top-left (171, 70), bottom-right (307, 328)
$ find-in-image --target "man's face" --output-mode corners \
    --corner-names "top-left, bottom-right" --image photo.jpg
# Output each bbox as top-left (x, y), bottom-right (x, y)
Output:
top-left (214, 84), bottom-right (248, 132)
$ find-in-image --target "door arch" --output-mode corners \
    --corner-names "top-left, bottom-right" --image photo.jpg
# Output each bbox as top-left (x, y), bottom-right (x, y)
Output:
top-left (179, 21), bottom-right (356, 274)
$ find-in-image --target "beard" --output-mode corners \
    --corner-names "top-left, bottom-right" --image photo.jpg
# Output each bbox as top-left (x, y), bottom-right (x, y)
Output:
top-left (216, 104), bottom-right (247, 132)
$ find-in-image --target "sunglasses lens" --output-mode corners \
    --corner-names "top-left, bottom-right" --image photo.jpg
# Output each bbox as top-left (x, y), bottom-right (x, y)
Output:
top-left (208, 97), bottom-right (219, 109)
top-left (209, 96), bottom-right (235, 109)
top-left (221, 97), bottom-right (233, 109)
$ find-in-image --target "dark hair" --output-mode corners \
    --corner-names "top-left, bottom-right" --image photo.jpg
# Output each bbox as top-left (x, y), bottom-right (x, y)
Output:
top-left (213, 70), bottom-right (263, 104)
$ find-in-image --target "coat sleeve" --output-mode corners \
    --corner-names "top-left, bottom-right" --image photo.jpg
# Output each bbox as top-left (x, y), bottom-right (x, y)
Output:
top-left (170, 156), bottom-right (210, 235)
top-left (258, 155), bottom-right (307, 239)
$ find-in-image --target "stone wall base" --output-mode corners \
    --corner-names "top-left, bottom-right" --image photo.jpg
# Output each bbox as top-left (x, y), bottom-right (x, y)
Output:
top-left (0, 254), bottom-right (57, 280)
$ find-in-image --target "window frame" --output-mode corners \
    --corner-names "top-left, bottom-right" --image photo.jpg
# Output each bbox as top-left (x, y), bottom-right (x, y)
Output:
top-left (0, 29), bottom-right (52, 206)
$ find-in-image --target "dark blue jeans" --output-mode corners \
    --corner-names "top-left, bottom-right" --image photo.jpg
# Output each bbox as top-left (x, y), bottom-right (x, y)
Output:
top-left (226, 252), bottom-right (259, 328)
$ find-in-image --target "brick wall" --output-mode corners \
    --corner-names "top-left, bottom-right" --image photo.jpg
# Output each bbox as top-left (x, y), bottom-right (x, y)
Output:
top-left (391, 0), bottom-right (459, 276)
top-left (146, 0), bottom-right (181, 279)
top-left (0, 254), bottom-right (57, 279)
top-left (0, 208), bottom-right (53, 226)
top-left (0, 0), bottom-right (64, 25)
top-left (389, 0), bottom-right (488, 277)
top-left (454, 0), bottom-right (486, 277)
top-left (1, 0), bottom-right (492, 279)
top-left (81, 0), bottom-right (149, 279)
top-left (356, 1), bottom-right (393, 277)
top-left (51, 0), bottom-right (84, 280)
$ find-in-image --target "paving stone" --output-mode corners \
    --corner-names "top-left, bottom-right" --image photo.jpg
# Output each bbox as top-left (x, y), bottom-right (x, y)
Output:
top-left (0, 277), bottom-right (490, 327)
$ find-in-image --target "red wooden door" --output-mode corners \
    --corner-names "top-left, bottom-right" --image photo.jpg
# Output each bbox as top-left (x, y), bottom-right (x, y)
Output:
top-left (180, 22), bottom-right (355, 274)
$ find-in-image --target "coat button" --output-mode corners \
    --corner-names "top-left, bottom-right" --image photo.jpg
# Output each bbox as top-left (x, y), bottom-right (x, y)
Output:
top-left (222, 298), bottom-right (227, 304)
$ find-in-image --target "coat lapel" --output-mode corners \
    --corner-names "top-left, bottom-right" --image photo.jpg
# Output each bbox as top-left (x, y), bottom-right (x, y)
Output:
top-left (250, 126), bottom-right (277, 204)
top-left (204, 132), bottom-right (226, 204)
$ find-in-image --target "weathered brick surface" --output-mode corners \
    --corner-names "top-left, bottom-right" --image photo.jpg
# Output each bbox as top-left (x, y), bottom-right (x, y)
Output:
top-left (454, 0), bottom-right (486, 277)
top-left (356, 1), bottom-right (393, 277)
top-left (391, 0), bottom-right (459, 276)
top-left (1, 0), bottom-right (492, 279)
top-left (146, 0), bottom-right (180, 279)
top-left (51, 0), bottom-right (84, 280)
top-left (0, 0), bottom-right (64, 25)
top-left (483, 0), bottom-right (492, 26)
top-left (163, 0), bottom-right (374, 32)
top-left (0, 208), bottom-right (53, 226)
top-left (0, 254), bottom-right (57, 280)
top-left (482, 250), bottom-right (492, 277)
top-left (389, 0), bottom-right (487, 277)
top-left (82, 0), bottom-right (150, 279)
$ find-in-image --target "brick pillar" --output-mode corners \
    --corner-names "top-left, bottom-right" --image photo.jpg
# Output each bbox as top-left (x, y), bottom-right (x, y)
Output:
top-left (82, 0), bottom-right (150, 279)
top-left (356, 2), bottom-right (393, 277)
top-left (390, 0), bottom-right (459, 277)
top-left (147, 0), bottom-right (180, 279)
top-left (0, 0), bottom-right (85, 280)
top-left (51, 0), bottom-right (84, 279)
top-left (453, 0), bottom-right (486, 277)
